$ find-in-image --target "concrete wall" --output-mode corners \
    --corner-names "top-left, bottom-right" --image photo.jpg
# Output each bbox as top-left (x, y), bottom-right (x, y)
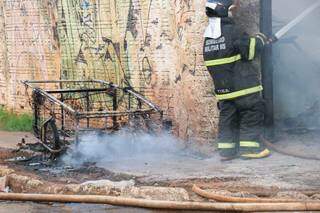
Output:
top-left (0, 0), bottom-right (60, 110)
top-left (0, 0), bottom-right (260, 142)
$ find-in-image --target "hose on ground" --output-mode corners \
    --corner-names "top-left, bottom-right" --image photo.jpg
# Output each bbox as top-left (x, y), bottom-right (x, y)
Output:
top-left (192, 184), bottom-right (315, 203)
top-left (1, 193), bottom-right (320, 212)
top-left (262, 137), bottom-right (320, 161)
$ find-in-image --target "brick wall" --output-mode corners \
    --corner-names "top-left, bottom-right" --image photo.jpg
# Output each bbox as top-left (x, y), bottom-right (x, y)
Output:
top-left (0, 0), bottom-right (260, 143)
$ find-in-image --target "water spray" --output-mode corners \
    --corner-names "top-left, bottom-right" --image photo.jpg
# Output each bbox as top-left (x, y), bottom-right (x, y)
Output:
top-left (270, 1), bottom-right (320, 43)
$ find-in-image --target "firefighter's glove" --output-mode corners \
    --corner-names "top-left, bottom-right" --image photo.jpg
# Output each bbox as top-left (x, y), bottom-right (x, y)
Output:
top-left (256, 32), bottom-right (279, 45)
top-left (255, 32), bottom-right (271, 45)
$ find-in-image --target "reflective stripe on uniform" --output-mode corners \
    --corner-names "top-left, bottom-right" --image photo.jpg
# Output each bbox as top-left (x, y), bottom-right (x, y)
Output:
top-left (216, 85), bottom-right (263, 101)
top-left (218, 143), bottom-right (236, 149)
top-left (240, 141), bottom-right (260, 148)
top-left (248, 38), bottom-right (256, 60)
top-left (205, 54), bottom-right (241, 67)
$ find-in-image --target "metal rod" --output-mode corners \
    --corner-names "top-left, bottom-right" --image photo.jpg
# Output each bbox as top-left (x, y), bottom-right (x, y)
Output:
top-left (22, 80), bottom-right (99, 85)
top-left (45, 88), bottom-right (113, 94)
top-left (79, 109), bottom-right (155, 115)
top-left (112, 89), bottom-right (118, 128)
top-left (61, 93), bottom-right (65, 131)
top-left (32, 95), bottom-right (40, 136)
top-left (86, 91), bottom-right (90, 128)
top-left (59, 80), bottom-right (65, 131)
top-left (94, 79), bottom-right (115, 87)
top-left (77, 109), bottom-right (156, 119)
top-left (128, 92), bottom-right (132, 110)
top-left (138, 99), bottom-right (142, 110)
top-left (75, 119), bottom-right (80, 145)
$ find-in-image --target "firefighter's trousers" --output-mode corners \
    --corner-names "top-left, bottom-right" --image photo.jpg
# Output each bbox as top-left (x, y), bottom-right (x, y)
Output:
top-left (217, 93), bottom-right (266, 158)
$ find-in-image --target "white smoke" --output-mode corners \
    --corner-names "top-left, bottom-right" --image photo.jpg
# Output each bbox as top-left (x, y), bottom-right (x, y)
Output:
top-left (273, 0), bottom-right (320, 129)
top-left (62, 129), bottom-right (207, 168)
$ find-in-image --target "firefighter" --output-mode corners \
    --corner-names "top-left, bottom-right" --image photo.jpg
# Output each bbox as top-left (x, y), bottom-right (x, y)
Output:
top-left (203, 0), bottom-right (271, 160)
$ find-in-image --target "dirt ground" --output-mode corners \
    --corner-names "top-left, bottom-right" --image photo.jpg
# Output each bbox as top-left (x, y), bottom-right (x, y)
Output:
top-left (0, 131), bottom-right (34, 149)
top-left (56, 130), bottom-right (320, 191)
top-left (99, 150), bottom-right (320, 190)
top-left (0, 130), bottom-right (320, 202)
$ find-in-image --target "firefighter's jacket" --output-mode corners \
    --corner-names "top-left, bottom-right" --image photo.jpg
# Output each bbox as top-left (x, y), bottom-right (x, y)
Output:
top-left (203, 18), bottom-right (265, 101)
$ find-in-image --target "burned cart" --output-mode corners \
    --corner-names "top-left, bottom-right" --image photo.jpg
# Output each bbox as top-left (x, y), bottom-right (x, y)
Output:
top-left (23, 80), bottom-right (163, 155)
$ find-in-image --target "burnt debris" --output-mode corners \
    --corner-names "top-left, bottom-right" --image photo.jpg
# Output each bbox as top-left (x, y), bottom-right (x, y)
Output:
top-left (22, 80), bottom-right (165, 159)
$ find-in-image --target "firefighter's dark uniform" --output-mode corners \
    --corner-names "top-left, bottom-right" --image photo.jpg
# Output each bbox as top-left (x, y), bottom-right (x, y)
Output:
top-left (204, 18), bottom-right (270, 159)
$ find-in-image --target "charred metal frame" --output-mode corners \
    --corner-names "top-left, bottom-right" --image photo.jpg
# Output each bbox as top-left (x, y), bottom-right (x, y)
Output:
top-left (23, 80), bottom-right (163, 153)
top-left (24, 80), bottom-right (161, 115)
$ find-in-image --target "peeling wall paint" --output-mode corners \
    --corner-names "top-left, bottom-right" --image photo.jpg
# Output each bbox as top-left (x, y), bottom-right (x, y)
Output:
top-left (0, 0), bottom-right (260, 142)
top-left (0, 0), bottom-right (60, 110)
top-left (0, 0), bottom-right (8, 105)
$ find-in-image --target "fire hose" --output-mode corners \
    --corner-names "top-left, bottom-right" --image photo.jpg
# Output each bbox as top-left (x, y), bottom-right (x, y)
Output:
top-left (262, 137), bottom-right (320, 161)
top-left (192, 184), bottom-right (317, 203)
top-left (1, 193), bottom-right (320, 212)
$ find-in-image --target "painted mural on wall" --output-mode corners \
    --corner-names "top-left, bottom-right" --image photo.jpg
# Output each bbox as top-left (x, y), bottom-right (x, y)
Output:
top-left (0, 0), bottom-right (60, 109)
top-left (54, 0), bottom-right (219, 142)
top-left (57, 0), bottom-right (158, 92)
top-left (0, 0), bottom-right (260, 142)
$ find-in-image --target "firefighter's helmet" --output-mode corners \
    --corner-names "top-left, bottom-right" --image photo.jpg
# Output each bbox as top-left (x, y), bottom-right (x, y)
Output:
top-left (206, 0), bottom-right (235, 18)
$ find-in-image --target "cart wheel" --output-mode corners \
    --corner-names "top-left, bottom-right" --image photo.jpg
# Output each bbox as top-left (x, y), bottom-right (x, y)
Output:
top-left (41, 119), bottom-right (61, 151)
